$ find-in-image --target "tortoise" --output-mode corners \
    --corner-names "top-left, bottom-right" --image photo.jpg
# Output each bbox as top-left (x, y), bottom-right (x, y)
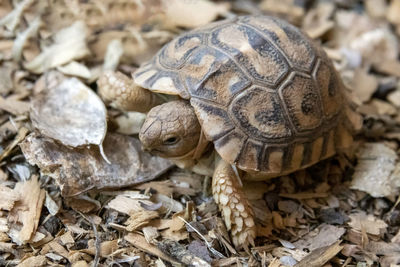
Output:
top-left (98, 15), bottom-right (360, 248)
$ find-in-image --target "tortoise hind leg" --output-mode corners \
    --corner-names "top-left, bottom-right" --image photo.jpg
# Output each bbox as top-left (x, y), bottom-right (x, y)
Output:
top-left (97, 71), bottom-right (162, 113)
top-left (212, 160), bottom-right (256, 248)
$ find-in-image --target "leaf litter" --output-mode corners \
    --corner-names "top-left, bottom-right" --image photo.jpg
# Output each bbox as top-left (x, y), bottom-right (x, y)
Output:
top-left (0, 0), bottom-right (400, 266)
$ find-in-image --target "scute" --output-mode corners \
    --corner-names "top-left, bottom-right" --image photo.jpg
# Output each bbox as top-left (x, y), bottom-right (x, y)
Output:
top-left (133, 15), bottom-right (348, 174)
top-left (280, 73), bottom-right (323, 132)
top-left (239, 16), bottom-right (316, 71)
top-left (159, 33), bottom-right (203, 69)
top-left (182, 46), bottom-right (251, 106)
top-left (230, 86), bottom-right (292, 140)
top-left (313, 59), bottom-right (344, 118)
top-left (210, 24), bottom-right (289, 85)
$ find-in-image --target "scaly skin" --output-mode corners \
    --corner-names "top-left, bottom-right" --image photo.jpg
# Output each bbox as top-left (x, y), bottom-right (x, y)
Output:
top-left (212, 160), bottom-right (256, 248)
top-left (97, 71), bottom-right (162, 113)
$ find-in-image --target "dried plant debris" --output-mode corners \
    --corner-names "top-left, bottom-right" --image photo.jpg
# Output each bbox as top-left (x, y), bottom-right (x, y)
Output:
top-left (24, 21), bottom-right (90, 74)
top-left (1, 0), bottom-right (400, 266)
top-left (30, 76), bottom-right (107, 148)
top-left (351, 142), bottom-right (400, 198)
top-left (19, 132), bottom-right (173, 196)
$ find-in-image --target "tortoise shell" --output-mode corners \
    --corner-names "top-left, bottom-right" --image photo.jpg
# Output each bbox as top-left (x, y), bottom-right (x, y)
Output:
top-left (133, 16), bottom-right (353, 176)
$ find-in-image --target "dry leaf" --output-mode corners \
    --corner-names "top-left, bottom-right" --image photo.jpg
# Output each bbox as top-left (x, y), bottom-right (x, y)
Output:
top-left (0, 184), bottom-right (20, 210)
top-left (294, 224), bottom-right (346, 252)
top-left (20, 132), bottom-right (174, 196)
top-left (81, 240), bottom-right (119, 257)
top-left (107, 195), bottom-right (154, 215)
top-left (24, 21), bottom-right (90, 73)
top-left (387, 0), bottom-right (400, 25)
top-left (0, 62), bottom-right (16, 95)
top-left (351, 143), bottom-right (399, 198)
top-left (0, 96), bottom-right (29, 115)
top-left (124, 233), bottom-right (179, 265)
top-left (351, 69), bottom-right (378, 103)
top-left (8, 176), bottom-right (46, 245)
top-left (57, 61), bottom-right (91, 79)
top-left (115, 112), bottom-right (147, 135)
top-left (17, 255), bottom-right (47, 267)
top-left (125, 210), bottom-right (159, 231)
top-left (387, 89), bottom-right (400, 107)
top-left (161, 0), bottom-right (230, 29)
top-left (348, 211), bottom-right (388, 236)
top-left (30, 77), bottom-right (107, 148)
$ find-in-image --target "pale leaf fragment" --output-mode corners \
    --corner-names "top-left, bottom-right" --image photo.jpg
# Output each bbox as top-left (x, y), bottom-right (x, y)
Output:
top-left (116, 112), bottom-right (146, 135)
top-left (30, 77), bottom-right (107, 147)
top-left (294, 224), bottom-right (346, 252)
top-left (44, 191), bottom-right (60, 216)
top-left (294, 241), bottom-right (343, 267)
top-left (365, 0), bottom-right (387, 18)
top-left (24, 21), bottom-right (90, 73)
top-left (103, 39), bottom-right (124, 71)
top-left (142, 226), bottom-right (159, 244)
top-left (0, 96), bottom-right (29, 115)
top-left (124, 233), bottom-right (179, 265)
top-left (345, 27), bottom-right (398, 66)
top-left (17, 255), bottom-right (47, 267)
top-left (20, 133), bottom-right (173, 196)
top-left (12, 16), bottom-right (41, 61)
top-left (351, 69), bottom-right (378, 103)
top-left (0, 62), bottom-right (16, 95)
top-left (0, 0), bottom-right (35, 33)
top-left (8, 176), bottom-right (46, 245)
top-left (0, 218), bottom-right (8, 233)
top-left (57, 61), bottom-right (91, 79)
top-left (0, 184), bottom-right (20, 211)
top-left (351, 143), bottom-right (399, 197)
top-left (161, 0), bottom-right (230, 29)
top-left (387, 89), bottom-right (400, 107)
top-left (107, 195), bottom-right (154, 215)
top-left (387, 0), bottom-right (400, 25)
top-left (125, 210), bottom-right (159, 231)
top-left (81, 240), bottom-right (119, 257)
top-left (348, 211), bottom-right (388, 236)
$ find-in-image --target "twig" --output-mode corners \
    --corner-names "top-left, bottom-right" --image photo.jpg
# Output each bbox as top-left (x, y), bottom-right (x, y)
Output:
top-left (178, 216), bottom-right (225, 259)
top-left (90, 218), bottom-right (101, 267)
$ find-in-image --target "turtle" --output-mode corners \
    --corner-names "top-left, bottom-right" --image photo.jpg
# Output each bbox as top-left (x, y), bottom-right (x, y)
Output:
top-left (97, 15), bottom-right (361, 248)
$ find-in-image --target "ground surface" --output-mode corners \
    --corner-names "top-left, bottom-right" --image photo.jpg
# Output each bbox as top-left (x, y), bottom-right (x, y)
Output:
top-left (0, 0), bottom-right (400, 266)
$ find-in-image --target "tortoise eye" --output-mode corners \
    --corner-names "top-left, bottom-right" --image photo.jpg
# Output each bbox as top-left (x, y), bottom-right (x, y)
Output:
top-left (163, 137), bottom-right (179, 145)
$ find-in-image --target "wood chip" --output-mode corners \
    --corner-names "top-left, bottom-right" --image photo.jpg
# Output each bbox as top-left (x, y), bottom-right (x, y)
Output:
top-left (124, 233), bottom-right (179, 265)
top-left (294, 241), bottom-right (342, 267)
top-left (0, 184), bottom-right (20, 210)
top-left (8, 176), bottom-right (45, 245)
top-left (17, 255), bottom-right (47, 267)
top-left (125, 210), bottom-right (159, 231)
top-left (294, 224), bottom-right (346, 251)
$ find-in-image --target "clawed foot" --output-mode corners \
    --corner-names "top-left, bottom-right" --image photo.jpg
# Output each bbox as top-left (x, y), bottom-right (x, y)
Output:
top-left (212, 160), bottom-right (256, 249)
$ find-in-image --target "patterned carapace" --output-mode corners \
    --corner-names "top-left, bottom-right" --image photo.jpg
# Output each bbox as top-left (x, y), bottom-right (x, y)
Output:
top-left (133, 16), bottom-right (348, 175)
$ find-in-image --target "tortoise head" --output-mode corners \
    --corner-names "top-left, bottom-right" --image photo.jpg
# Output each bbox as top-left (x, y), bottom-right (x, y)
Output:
top-left (139, 100), bottom-right (202, 158)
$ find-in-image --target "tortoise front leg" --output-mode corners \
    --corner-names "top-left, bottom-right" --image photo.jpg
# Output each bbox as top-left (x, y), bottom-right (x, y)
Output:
top-left (212, 160), bottom-right (256, 249)
top-left (97, 71), bottom-right (162, 113)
